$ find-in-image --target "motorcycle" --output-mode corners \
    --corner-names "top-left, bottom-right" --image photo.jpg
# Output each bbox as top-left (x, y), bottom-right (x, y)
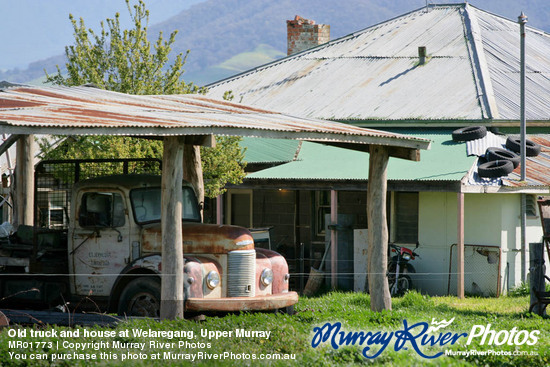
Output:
top-left (387, 242), bottom-right (419, 296)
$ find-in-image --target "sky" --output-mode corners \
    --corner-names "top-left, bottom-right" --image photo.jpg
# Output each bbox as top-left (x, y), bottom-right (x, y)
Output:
top-left (0, 0), bottom-right (202, 70)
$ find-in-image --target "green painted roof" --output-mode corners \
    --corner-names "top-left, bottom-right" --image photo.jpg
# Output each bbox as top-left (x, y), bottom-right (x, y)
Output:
top-left (241, 137), bottom-right (301, 164)
top-left (246, 130), bottom-right (475, 181)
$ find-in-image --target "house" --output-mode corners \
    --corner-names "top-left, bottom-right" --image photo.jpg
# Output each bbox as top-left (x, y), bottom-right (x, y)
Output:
top-left (206, 3), bottom-right (550, 296)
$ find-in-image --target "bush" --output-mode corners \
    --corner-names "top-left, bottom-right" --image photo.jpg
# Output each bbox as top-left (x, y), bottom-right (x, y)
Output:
top-left (508, 282), bottom-right (530, 297)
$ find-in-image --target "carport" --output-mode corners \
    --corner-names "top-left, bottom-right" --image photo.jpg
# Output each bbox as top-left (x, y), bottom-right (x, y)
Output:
top-left (0, 85), bottom-right (430, 315)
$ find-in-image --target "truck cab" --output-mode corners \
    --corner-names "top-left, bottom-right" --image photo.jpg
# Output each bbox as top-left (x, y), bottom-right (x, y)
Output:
top-left (68, 174), bottom-right (298, 316)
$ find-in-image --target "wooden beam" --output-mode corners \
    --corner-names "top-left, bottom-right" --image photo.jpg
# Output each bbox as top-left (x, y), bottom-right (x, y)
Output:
top-left (457, 192), bottom-right (465, 299)
top-left (0, 134), bottom-right (21, 156)
top-left (234, 179), bottom-right (461, 192)
top-left (321, 142), bottom-right (421, 162)
top-left (160, 136), bottom-right (185, 320)
top-left (15, 135), bottom-right (34, 227)
top-left (216, 195), bottom-right (223, 225)
top-left (183, 143), bottom-right (204, 220)
top-left (185, 135), bottom-right (216, 147)
top-left (388, 146), bottom-right (420, 162)
top-left (367, 145), bottom-right (392, 311)
top-left (330, 189), bottom-right (338, 289)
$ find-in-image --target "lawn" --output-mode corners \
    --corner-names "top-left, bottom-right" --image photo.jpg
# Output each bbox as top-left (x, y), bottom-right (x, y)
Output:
top-left (0, 291), bottom-right (547, 366)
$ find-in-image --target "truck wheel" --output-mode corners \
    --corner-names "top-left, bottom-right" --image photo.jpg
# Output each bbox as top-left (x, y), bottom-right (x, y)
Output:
top-left (118, 278), bottom-right (160, 318)
top-left (279, 305), bottom-right (294, 315)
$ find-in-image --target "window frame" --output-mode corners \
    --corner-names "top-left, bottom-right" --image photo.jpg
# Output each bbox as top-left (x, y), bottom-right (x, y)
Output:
top-left (129, 186), bottom-right (201, 225)
top-left (78, 191), bottom-right (126, 229)
top-left (392, 191), bottom-right (419, 244)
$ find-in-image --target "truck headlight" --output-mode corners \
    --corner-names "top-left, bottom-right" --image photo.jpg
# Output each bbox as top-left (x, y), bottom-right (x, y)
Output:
top-left (206, 271), bottom-right (220, 289)
top-left (260, 268), bottom-right (273, 286)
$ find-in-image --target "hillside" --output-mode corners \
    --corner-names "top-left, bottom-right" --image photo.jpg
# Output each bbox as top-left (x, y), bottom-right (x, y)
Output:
top-left (2, 0), bottom-right (550, 86)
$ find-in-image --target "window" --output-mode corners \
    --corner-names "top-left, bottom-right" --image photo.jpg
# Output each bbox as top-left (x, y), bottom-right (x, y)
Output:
top-left (394, 192), bottom-right (419, 243)
top-left (130, 187), bottom-right (200, 224)
top-left (526, 195), bottom-right (538, 218)
top-left (315, 191), bottom-right (331, 236)
top-left (227, 189), bottom-right (252, 228)
top-left (79, 192), bottom-right (125, 228)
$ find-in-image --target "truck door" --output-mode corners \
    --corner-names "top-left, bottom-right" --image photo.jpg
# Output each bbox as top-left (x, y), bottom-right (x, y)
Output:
top-left (69, 190), bottom-right (130, 297)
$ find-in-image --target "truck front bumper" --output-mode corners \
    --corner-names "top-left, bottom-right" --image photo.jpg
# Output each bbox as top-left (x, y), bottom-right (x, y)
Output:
top-left (185, 291), bottom-right (298, 312)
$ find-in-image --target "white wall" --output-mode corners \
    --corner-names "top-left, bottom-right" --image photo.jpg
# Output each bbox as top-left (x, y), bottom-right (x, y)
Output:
top-left (499, 195), bottom-right (543, 293)
top-left (415, 192), bottom-right (544, 296)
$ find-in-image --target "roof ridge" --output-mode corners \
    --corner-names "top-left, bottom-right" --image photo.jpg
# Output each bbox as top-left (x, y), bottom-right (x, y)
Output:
top-left (206, 4), bottom-right (467, 89)
top-left (461, 3), bottom-right (500, 120)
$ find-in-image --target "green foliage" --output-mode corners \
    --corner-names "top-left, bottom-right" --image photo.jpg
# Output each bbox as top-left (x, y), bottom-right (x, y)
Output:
top-left (39, 136), bottom-right (163, 161)
top-left (508, 282), bottom-right (531, 297)
top-left (43, 0), bottom-right (246, 198)
top-left (45, 0), bottom-right (201, 95)
top-left (201, 136), bottom-right (246, 198)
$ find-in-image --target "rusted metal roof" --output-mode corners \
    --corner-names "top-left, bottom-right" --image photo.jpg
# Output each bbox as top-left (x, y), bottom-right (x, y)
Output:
top-left (504, 135), bottom-right (550, 187)
top-left (206, 3), bottom-right (550, 123)
top-left (465, 133), bottom-right (550, 187)
top-left (0, 86), bottom-right (429, 152)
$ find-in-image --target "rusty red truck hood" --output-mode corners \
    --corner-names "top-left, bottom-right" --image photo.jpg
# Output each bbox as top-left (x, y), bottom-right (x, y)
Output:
top-left (141, 222), bottom-right (255, 254)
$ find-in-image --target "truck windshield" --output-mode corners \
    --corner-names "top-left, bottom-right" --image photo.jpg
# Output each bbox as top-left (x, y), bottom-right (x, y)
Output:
top-left (130, 187), bottom-right (201, 224)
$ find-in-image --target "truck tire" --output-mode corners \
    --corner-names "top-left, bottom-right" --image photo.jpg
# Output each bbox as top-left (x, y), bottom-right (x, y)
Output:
top-left (477, 160), bottom-right (514, 178)
top-left (452, 126), bottom-right (487, 142)
top-left (505, 136), bottom-right (541, 157)
top-left (485, 147), bottom-right (520, 168)
top-left (278, 305), bottom-right (294, 315)
top-left (118, 277), bottom-right (161, 318)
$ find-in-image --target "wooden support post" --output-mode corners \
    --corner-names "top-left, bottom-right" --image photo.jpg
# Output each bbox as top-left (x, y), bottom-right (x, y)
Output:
top-left (216, 195), bottom-right (223, 225)
top-left (15, 135), bottom-right (34, 227)
top-left (457, 192), bottom-right (465, 299)
top-left (529, 242), bottom-right (546, 315)
top-left (160, 136), bottom-right (185, 320)
top-left (367, 145), bottom-right (391, 311)
top-left (183, 143), bottom-right (204, 220)
top-left (330, 190), bottom-right (338, 289)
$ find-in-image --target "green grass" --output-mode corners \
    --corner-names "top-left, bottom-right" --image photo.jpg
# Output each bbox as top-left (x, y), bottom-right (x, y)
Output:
top-left (0, 292), bottom-right (548, 366)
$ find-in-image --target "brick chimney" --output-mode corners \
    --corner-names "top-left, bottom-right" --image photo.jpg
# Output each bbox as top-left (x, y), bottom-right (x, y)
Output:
top-left (287, 15), bottom-right (330, 56)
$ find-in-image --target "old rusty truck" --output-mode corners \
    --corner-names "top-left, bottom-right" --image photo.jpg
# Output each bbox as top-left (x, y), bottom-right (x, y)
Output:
top-left (0, 159), bottom-right (298, 316)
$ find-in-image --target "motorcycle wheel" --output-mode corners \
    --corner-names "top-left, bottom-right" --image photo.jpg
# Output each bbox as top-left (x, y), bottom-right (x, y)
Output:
top-left (388, 274), bottom-right (412, 296)
top-left (396, 275), bottom-right (412, 296)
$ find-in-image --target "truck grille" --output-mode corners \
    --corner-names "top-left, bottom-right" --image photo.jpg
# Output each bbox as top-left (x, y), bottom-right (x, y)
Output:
top-left (227, 250), bottom-right (256, 297)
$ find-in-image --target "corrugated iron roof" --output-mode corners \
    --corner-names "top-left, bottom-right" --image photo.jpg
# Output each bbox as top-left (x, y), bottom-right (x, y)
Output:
top-left (465, 133), bottom-right (550, 187)
top-left (465, 131), bottom-right (506, 156)
top-left (0, 86), bottom-right (429, 152)
top-left (246, 130), bottom-right (474, 181)
top-left (245, 130), bottom-right (550, 189)
top-left (241, 137), bottom-right (301, 164)
top-left (472, 7), bottom-right (550, 120)
top-left (206, 3), bottom-right (550, 123)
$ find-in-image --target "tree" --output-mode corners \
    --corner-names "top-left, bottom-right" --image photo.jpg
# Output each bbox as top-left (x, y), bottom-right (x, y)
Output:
top-left (43, 0), bottom-right (246, 199)
top-left (43, 0), bottom-right (247, 320)
top-left (45, 0), bottom-right (198, 95)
